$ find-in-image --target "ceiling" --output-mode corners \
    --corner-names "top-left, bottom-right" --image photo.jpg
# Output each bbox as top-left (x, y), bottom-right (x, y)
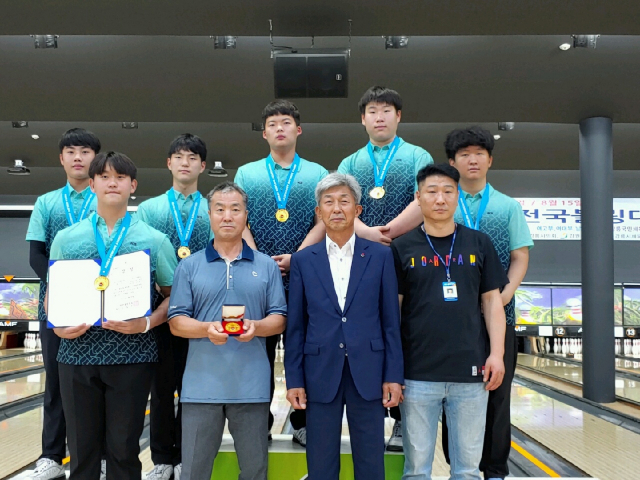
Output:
top-left (1, 2), bottom-right (640, 199)
top-left (2, 1), bottom-right (640, 36)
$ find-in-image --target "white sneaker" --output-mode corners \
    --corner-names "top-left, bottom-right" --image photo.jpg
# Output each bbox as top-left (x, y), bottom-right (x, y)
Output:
top-left (146, 464), bottom-right (173, 480)
top-left (292, 427), bottom-right (307, 447)
top-left (29, 458), bottom-right (66, 480)
top-left (173, 463), bottom-right (182, 480)
top-left (386, 420), bottom-right (403, 452)
top-left (100, 459), bottom-right (106, 480)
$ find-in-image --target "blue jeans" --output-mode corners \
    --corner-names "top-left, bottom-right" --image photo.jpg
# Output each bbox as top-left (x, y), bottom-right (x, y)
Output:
top-left (400, 380), bottom-right (489, 480)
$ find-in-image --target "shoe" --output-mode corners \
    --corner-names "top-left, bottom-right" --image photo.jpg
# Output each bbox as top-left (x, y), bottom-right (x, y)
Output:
top-left (173, 463), bottom-right (182, 480)
top-left (386, 420), bottom-right (403, 452)
top-left (146, 464), bottom-right (173, 480)
top-left (29, 458), bottom-right (65, 479)
top-left (292, 427), bottom-right (307, 447)
top-left (268, 433), bottom-right (273, 443)
top-left (100, 459), bottom-right (106, 480)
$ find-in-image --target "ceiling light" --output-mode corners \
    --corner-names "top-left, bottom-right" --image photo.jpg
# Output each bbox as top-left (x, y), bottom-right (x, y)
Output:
top-left (121, 122), bottom-right (138, 129)
top-left (498, 122), bottom-right (515, 131)
top-left (572, 35), bottom-right (599, 49)
top-left (493, 135), bottom-right (501, 140)
top-left (32, 35), bottom-right (58, 49)
top-left (7, 160), bottom-right (30, 176)
top-left (12, 121), bottom-right (28, 128)
top-left (212, 36), bottom-right (237, 49)
top-left (251, 123), bottom-right (265, 132)
top-left (384, 36), bottom-right (409, 49)
top-left (208, 161), bottom-right (228, 178)
top-left (130, 196), bottom-right (137, 200)
top-left (31, 134), bottom-right (40, 140)
top-left (559, 43), bottom-right (571, 51)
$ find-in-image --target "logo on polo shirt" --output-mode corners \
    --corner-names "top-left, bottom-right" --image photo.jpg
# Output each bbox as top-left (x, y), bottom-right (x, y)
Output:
top-left (252, 271), bottom-right (258, 277)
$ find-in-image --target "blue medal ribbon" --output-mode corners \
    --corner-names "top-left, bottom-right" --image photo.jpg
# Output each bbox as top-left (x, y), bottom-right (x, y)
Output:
top-left (167, 189), bottom-right (201, 248)
top-left (92, 213), bottom-right (131, 277)
top-left (458, 184), bottom-right (491, 231)
top-left (62, 185), bottom-right (95, 226)
top-left (366, 136), bottom-right (401, 188)
top-left (266, 154), bottom-right (301, 210)
top-left (424, 224), bottom-right (458, 282)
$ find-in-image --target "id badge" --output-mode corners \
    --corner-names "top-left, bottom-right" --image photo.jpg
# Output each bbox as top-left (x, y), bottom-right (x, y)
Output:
top-left (442, 282), bottom-right (458, 302)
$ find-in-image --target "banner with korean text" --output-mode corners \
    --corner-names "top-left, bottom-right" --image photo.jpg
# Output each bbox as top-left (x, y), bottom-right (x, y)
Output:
top-left (515, 198), bottom-right (640, 240)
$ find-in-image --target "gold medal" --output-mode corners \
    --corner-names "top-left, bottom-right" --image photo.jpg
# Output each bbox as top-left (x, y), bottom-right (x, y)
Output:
top-left (275, 209), bottom-right (289, 222)
top-left (369, 186), bottom-right (386, 199)
top-left (177, 246), bottom-right (191, 259)
top-left (95, 276), bottom-right (109, 291)
top-left (225, 322), bottom-right (242, 333)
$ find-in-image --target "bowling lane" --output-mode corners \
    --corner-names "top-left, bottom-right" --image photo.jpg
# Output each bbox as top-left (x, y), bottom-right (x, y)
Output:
top-left (511, 380), bottom-right (640, 480)
top-left (0, 354), bottom-right (43, 377)
top-left (544, 353), bottom-right (640, 376)
top-left (0, 372), bottom-right (45, 407)
top-left (517, 353), bottom-right (640, 403)
top-left (0, 348), bottom-right (41, 359)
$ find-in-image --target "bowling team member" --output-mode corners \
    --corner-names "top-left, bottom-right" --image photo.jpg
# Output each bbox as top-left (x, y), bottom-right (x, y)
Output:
top-left (443, 126), bottom-right (533, 480)
top-left (49, 152), bottom-right (178, 480)
top-left (26, 128), bottom-right (100, 480)
top-left (137, 134), bottom-right (211, 480)
top-left (234, 100), bottom-right (328, 446)
top-left (285, 173), bottom-right (404, 480)
top-left (168, 182), bottom-right (287, 480)
top-left (339, 86), bottom-right (434, 451)
top-left (391, 164), bottom-right (507, 480)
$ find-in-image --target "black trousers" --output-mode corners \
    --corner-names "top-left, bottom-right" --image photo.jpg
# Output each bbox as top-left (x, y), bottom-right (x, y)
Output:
top-left (149, 323), bottom-right (188, 466)
top-left (266, 333), bottom-right (279, 431)
top-left (39, 321), bottom-right (66, 463)
top-left (442, 325), bottom-right (518, 479)
top-left (59, 362), bottom-right (153, 480)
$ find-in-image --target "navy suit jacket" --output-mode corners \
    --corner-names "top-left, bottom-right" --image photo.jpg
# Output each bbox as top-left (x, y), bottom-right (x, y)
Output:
top-left (285, 235), bottom-right (404, 403)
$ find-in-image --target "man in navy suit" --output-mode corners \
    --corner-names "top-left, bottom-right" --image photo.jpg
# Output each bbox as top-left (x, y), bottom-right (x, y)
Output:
top-left (285, 173), bottom-right (404, 480)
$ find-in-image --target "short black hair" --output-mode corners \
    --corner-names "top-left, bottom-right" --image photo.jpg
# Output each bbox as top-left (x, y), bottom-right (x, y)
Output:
top-left (417, 163), bottom-right (460, 188)
top-left (358, 86), bottom-right (403, 115)
top-left (89, 152), bottom-right (137, 181)
top-left (262, 100), bottom-right (301, 126)
top-left (58, 128), bottom-right (101, 153)
top-left (168, 133), bottom-right (207, 163)
top-left (445, 126), bottom-right (495, 160)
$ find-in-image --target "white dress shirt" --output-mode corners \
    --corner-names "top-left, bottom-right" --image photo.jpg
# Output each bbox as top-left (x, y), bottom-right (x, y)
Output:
top-left (326, 233), bottom-right (356, 311)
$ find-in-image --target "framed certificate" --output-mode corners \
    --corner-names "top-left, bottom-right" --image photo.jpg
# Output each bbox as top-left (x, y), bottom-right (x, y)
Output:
top-left (47, 250), bottom-right (152, 327)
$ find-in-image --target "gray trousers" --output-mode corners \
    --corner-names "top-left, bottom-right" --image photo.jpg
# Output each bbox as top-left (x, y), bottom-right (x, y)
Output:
top-left (181, 402), bottom-right (269, 480)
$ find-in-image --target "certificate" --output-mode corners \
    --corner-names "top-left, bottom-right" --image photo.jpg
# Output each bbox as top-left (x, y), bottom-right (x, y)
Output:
top-left (47, 250), bottom-right (152, 327)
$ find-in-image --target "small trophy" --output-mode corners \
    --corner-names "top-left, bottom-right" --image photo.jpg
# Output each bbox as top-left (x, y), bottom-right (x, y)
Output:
top-left (222, 304), bottom-right (245, 336)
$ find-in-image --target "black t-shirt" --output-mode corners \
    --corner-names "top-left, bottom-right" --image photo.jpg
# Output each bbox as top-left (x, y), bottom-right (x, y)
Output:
top-left (391, 223), bottom-right (509, 383)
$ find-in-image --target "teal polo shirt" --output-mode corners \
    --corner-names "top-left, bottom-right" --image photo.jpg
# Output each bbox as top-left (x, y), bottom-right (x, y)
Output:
top-left (235, 157), bottom-right (328, 287)
top-left (137, 188), bottom-right (213, 262)
top-left (338, 138), bottom-right (433, 227)
top-left (168, 240), bottom-right (287, 403)
top-left (454, 184), bottom-right (534, 326)
top-left (26, 183), bottom-right (98, 323)
top-left (49, 213), bottom-right (178, 365)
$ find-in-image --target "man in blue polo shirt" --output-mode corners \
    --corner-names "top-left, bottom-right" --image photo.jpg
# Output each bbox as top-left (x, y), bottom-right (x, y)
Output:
top-left (26, 128), bottom-right (100, 480)
top-left (137, 133), bottom-right (211, 480)
top-left (234, 100), bottom-right (328, 445)
top-left (168, 182), bottom-right (287, 480)
top-left (444, 126), bottom-right (534, 480)
top-left (49, 152), bottom-right (177, 480)
top-left (337, 86), bottom-right (434, 450)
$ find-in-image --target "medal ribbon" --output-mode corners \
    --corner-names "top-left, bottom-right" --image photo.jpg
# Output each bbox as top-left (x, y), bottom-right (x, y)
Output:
top-left (266, 154), bottom-right (300, 210)
top-left (458, 184), bottom-right (491, 230)
top-left (424, 224), bottom-right (458, 282)
top-left (62, 185), bottom-right (95, 226)
top-left (92, 213), bottom-right (131, 277)
top-left (168, 189), bottom-right (201, 248)
top-left (366, 136), bottom-right (401, 188)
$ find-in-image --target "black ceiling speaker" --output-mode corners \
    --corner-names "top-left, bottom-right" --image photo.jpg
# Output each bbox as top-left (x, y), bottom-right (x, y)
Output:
top-left (273, 48), bottom-right (349, 99)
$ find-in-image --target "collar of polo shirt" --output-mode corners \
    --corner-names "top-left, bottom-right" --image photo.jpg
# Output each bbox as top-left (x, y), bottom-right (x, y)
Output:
top-left (205, 239), bottom-right (255, 263)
